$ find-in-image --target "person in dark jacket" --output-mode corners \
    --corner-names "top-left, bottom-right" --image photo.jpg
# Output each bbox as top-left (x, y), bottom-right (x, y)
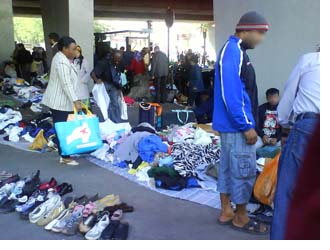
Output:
top-left (186, 55), bottom-right (204, 108)
top-left (212, 11), bottom-right (269, 234)
top-left (256, 88), bottom-right (281, 148)
top-left (13, 43), bottom-right (33, 82)
top-left (91, 49), bottom-right (123, 123)
top-left (48, 32), bottom-right (60, 60)
top-left (151, 46), bottom-right (169, 103)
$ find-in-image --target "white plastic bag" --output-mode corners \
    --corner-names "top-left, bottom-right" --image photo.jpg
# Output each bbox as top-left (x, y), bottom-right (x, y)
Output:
top-left (99, 118), bottom-right (131, 139)
top-left (120, 93), bottom-right (128, 120)
top-left (92, 83), bottom-right (110, 120)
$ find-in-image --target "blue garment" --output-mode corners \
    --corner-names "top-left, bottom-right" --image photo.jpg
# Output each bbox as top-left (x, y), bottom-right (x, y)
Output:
top-left (189, 64), bottom-right (204, 92)
top-left (138, 135), bottom-right (168, 163)
top-left (213, 35), bottom-right (255, 133)
top-left (218, 132), bottom-right (256, 204)
top-left (159, 156), bottom-right (173, 167)
top-left (271, 117), bottom-right (318, 239)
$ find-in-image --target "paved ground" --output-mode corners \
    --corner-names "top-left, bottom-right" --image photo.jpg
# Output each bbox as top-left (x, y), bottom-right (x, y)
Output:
top-left (0, 144), bottom-right (269, 240)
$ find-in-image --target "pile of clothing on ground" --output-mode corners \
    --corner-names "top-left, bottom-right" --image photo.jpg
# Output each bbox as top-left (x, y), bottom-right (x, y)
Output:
top-left (1, 77), bottom-right (45, 113)
top-left (0, 107), bottom-right (56, 152)
top-left (91, 121), bottom-right (221, 192)
top-left (0, 170), bottom-right (133, 240)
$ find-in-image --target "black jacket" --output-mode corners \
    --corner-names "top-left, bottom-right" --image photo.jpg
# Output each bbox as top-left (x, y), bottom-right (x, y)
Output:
top-left (240, 42), bottom-right (259, 125)
top-left (258, 102), bottom-right (282, 140)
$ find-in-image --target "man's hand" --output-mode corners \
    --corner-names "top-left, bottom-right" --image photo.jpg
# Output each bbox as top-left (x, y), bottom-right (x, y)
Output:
top-left (244, 128), bottom-right (258, 145)
top-left (96, 79), bottom-right (103, 84)
top-left (270, 138), bottom-right (278, 146)
top-left (262, 135), bottom-right (270, 145)
top-left (74, 101), bottom-right (82, 112)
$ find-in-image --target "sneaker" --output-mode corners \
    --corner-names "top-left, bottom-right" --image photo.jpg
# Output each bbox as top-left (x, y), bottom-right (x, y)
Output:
top-left (60, 157), bottom-right (79, 166)
top-left (8, 180), bottom-right (26, 200)
top-left (0, 199), bottom-right (19, 213)
top-left (0, 174), bottom-right (19, 189)
top-left (93, 194), bottom-right (121, 213)
top-left (111, 221), bottom-right (129, 240)
top-left (51, 208), bottom-right (74, 233)
top-left (45, 207), bottom-right (72, 231)
top-left (39, 177), bottom-right (57, 191)
top-left (99, 220), bottom-right (120, 240)
top-left (60, 205), bottom-right (84, 236)
top-left (79, 213), bottom-right (98, 234)
top-left (36, 201), bottom-right (64, 227)
top-left (29, 194), bottom-right (61, 224)
top-left (0, 183), bottom-right (15, 202)
top-left (85, 213), bottom-right (110, 240)
top-left (19, 191), bottom-right (48, 220)
top-left (16, 189), bottom-right (47, 213)
top-left (21, 170), bottom-right (41, 197)
top-left (55, 183), bottom-right (73, 196)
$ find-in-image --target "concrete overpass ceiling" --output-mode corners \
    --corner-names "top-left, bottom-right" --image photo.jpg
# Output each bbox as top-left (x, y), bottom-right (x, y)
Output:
top-left (12, 0), bottom-right (213, 21)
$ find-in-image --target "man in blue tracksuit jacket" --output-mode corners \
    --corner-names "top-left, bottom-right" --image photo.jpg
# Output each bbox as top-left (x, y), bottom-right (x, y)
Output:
top-left (213, 11), bottom-right (270, 234)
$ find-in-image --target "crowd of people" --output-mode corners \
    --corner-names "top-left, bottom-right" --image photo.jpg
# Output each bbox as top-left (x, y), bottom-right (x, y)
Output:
top-left (0, 10), bottom-right (320, 240)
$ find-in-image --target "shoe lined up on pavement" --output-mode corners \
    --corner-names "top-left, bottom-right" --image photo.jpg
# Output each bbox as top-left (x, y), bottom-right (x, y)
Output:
top-left (0, 170), bottom-right (133, 240)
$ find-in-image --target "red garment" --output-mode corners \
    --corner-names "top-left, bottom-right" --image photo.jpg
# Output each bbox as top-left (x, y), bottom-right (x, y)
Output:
top-left (285, 121), bottom-right (320, 240)
top-left (127, 58), bottom-right (145, 75)
top-left (123, 96), bottom-right (135, 105)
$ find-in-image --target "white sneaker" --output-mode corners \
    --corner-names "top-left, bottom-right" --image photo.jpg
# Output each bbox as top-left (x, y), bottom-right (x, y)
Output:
top-left (85, 214), bottom-right (110, 240)
top-left (60, 157), bottom-right (79, 166)
top-left (44, 206), bottom-right (70, 231)
top-left (29, 194), bottom-right (61, 223)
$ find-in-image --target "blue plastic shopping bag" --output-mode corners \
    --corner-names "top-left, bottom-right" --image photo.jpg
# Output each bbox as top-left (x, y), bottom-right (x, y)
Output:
top-left (55, 115), bottom-right (103, 156)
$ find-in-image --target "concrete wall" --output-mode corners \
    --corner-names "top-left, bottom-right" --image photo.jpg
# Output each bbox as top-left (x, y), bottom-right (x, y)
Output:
top-left (68, 0), bottom-right (94, 76)
top-left (40, 0), bottom-right (69, 66)
top-left (213, 0), bottom-right (320, 103)
top-left (0, 0), bottom-right (15, 62)
top-left (40, 0), bottom-right (94, 69)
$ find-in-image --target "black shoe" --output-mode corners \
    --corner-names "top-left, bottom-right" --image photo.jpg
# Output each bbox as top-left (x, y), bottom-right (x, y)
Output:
top-left (0, 174), bottom-right (20, 188)
top-left (99, 220), bottom-right (120, 240)
top-left (56, 183), bottom-right (73, 196)
top-left (22, 170), bottom-right (41, 197)
top-left (0, 199), bottom-right (19, 213)
top-left (111, 221), bottom-right (129, 240)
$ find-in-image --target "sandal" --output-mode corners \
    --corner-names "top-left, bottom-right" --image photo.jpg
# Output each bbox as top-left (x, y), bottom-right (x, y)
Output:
top-left (82, 202), bottom-right (96, 217)
top-left (111, 209), bottom-right (123, 221)
top-left (217, 218), bottom-right (232, 225)
top-left (230, 218), bottom-right (270, 235)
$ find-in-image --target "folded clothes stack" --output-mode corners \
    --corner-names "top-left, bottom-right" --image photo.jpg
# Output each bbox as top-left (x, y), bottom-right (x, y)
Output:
top-left (0, 170), bottom-right (133, 240)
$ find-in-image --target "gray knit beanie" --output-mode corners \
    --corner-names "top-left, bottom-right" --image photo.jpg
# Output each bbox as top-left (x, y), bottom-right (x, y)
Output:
top-left (236, 11), bottom-right (269, 31)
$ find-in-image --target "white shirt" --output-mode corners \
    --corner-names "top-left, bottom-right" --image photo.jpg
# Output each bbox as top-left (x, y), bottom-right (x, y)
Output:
top-left (277, 52), bottom-right (320, 127)
top-left (74, 58), bottom-right (92, 100)
top-left (42, 51), bottom-right (78, 111)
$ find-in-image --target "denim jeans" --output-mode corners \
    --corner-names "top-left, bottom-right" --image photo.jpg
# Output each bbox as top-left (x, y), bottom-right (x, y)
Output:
top-left (270, 117), bottom-right (318, 239)
top-left (218, 132), bottom-right (256, 204)
top-left (106, 84), bottom-right (122, 123)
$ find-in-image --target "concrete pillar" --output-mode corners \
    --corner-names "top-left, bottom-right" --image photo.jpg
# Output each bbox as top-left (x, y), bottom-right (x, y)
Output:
top-left (40, 0), bottom-right (94, 67)
top-left (213, 0), bottom-right (320, 103)
top-left (0, 0), bottom-right (15, 62)
top-left (68, 0), bottom-right (94, 71)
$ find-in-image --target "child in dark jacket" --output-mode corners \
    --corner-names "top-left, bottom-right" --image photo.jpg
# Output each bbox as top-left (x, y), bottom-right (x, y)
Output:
top-left (256, 88), bottom-right (282, 149)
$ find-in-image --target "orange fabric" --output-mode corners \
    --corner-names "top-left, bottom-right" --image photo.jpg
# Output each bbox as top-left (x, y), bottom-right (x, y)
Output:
top-left (147, 102), bottom-right (163, 116)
